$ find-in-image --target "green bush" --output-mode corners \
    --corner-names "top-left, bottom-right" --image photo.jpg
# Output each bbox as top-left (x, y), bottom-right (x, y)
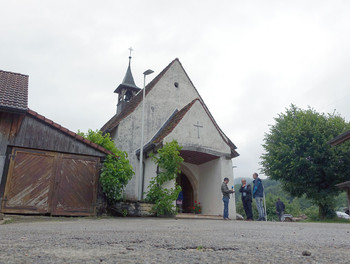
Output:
top-left (146, 140), bottom-right (183, 216)
top-left (78, 129), bottom-right (134, 201)
top-left (304, 205), bottom-right (321, 220)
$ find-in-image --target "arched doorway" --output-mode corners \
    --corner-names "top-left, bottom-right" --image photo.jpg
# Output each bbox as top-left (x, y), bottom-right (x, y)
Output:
top-left (176, 173), bottom-right (194, 213)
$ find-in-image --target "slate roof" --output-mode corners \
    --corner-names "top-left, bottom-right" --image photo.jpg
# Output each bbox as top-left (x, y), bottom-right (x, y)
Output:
top-left (0, 70), bottom-right (28, 112)
top-left (114, 57), bottom-right (140, 93)
top-left (27, 109), bottom-right (113, 156)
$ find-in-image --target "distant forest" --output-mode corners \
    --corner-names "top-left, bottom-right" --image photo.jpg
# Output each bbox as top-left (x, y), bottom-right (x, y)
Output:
top-left (234, 178), bottom-right (348, 221)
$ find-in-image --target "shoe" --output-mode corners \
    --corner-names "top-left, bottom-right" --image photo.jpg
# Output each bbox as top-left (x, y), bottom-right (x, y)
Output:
top-left (224, 218), bottom-right (230, 220)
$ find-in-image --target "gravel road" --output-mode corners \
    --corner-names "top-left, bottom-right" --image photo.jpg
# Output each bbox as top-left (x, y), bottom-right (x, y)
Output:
top-left (0, 217), bottom-right (349, 263)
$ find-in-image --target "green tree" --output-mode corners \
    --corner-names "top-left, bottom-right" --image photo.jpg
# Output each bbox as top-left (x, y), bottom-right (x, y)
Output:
top-left (146, 140), bottom-right (183, 216)
top-left (261, 105), bottom-right (350, 218)
top-left (78, 129), bottom-right (134, 201)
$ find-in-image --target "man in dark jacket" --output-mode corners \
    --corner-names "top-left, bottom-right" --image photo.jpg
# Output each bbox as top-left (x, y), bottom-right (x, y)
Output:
top-left (276, 198), bottom-right (285, 221)
top-left (253, 172), bottom-right (265, 221)
top-left (221, 177), bottom-right (234, 220)
top-left (239, 178), bottom-right (253, 221)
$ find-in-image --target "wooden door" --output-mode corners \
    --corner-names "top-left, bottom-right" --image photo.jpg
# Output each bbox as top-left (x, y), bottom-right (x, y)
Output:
top-left (51, 154), bottom-right (99, 216)
top-left (2, 148), bottom-right (55, 214)
top-left (1, 147), bottom-right (100, 216)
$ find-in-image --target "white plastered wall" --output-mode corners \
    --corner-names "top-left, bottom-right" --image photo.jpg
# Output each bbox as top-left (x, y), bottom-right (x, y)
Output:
top-left (221, 157), bottom-right (236, 219)
top-left (163, 100), bottom-right (231, 157)
top-left (109, 59), bottom-right (238, 207)
top-left (111, 60), bottom-right (201, 200)
top-left (195, 157), bottom-right (235, 217)
top-left (142, 156), bottom-right (158, 197)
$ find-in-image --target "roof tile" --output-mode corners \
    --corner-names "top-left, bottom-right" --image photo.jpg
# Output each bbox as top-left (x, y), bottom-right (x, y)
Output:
top-left (0, 70), bottom-right (28, 112)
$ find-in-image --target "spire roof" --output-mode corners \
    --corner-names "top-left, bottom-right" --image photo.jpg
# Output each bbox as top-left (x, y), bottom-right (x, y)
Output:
top-left (114, 56), bottom-right (140, 93)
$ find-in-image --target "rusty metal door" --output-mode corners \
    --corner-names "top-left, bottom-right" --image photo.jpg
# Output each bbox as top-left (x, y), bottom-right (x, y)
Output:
top-left (1, 147), bottom-right (100, 216)
top-left (1, 148), bottom-right (55, 214)
top-left (51, 154), bottom-right (99, 216)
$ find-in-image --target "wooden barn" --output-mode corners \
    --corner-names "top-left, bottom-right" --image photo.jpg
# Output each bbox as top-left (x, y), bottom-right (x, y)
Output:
top-left (0, 69), bottom-right (110, 216)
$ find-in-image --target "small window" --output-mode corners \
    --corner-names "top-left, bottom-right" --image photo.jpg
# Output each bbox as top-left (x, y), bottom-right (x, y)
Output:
top-left (174, 82), bottom-right (179, 88)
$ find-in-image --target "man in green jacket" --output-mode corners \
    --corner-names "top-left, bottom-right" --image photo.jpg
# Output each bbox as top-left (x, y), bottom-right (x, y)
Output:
top-left (221, 177), bottom-right (234, 220)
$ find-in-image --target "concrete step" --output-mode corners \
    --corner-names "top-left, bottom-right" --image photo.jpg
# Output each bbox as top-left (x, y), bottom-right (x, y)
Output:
top-left (175, 213), bottom-right (224, 220)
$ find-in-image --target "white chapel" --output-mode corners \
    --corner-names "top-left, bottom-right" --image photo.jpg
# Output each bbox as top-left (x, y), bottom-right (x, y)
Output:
top-left (101, 56), bottom-right (239, 217)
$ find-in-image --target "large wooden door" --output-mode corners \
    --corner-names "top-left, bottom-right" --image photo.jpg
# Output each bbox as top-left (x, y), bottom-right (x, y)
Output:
top-left (1, 147), bottom-right (100, 216)
top-left (1, 149), bottom-right (55, 214)
top-left (51, 154), bottom-right (99, 216)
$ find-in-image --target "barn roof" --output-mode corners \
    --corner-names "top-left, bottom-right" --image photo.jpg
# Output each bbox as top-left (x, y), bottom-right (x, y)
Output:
top-left (27, 109), bottom-right (113, 156)
top-left (0, 70), bottom-right (28, 113)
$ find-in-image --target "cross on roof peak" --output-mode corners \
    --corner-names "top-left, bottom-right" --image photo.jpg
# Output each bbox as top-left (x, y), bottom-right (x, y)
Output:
top-left (129, 47), bottom-right (133, 58)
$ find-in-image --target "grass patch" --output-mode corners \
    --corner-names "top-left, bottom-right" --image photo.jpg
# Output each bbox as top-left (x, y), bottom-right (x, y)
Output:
top-left (196, 245), bottom-right (204, 251)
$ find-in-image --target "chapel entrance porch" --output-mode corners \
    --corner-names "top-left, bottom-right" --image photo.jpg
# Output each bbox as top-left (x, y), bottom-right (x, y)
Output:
top-left (177, 148), bottom-right (234, 216)
top-left (176, 173), bottom-right (194, 213)
top-left (176, 149), bottom-right (222, 215)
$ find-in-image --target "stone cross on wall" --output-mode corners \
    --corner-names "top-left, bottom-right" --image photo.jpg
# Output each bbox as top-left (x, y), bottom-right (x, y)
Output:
top-left (193, 121), bottom-right (203, 138)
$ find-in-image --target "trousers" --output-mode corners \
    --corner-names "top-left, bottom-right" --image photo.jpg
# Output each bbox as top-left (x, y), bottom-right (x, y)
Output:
top-left (255, 197), bottom-right (265, 219)
top-left (222, 196), bottom-right (229, 219)
top-left (243, 199), bottom-right (253, 220)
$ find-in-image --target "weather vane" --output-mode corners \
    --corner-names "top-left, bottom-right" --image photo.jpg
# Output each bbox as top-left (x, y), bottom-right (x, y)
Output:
top-left (129, 47), bottom-right (133, 58)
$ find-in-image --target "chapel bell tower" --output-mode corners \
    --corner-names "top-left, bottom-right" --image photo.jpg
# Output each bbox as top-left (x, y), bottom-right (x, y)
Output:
top-left (114, 51), bottom-right (140, 115)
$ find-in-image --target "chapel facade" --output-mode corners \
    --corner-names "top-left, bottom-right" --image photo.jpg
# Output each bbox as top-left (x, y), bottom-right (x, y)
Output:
top-left (101, 57), bottom-right (239, 216)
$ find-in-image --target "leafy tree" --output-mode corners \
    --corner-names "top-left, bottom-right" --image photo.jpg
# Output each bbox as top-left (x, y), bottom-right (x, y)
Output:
top-left (78, 129), bottom-right (134, 201)
top-left (261, 105), bottom-right (350, 218)
top-left (146, 140), bottom-right (183, 216)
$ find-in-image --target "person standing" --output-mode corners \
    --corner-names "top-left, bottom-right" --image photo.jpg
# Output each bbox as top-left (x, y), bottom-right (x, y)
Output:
top-left (176, 191), bottom-right (183, 213)
top-left (252, 172), bottom-right (265, 221)
top-left (221, 177), bottom-right (234, 220)
top-left (275, 198), bottom-right (285, 221)
top-left (239, 178), bottom-right (253, 221)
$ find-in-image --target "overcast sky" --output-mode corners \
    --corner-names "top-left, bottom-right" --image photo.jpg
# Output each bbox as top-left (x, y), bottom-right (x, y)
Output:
top-left (1, 1), bottom-right (350, 180)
